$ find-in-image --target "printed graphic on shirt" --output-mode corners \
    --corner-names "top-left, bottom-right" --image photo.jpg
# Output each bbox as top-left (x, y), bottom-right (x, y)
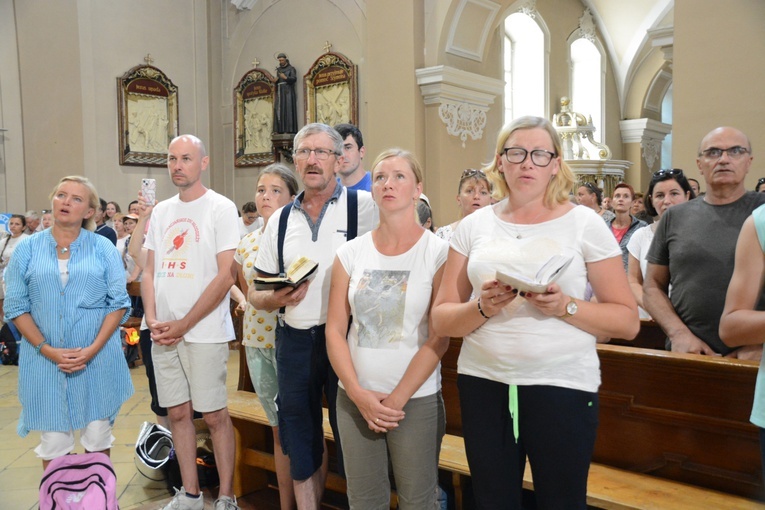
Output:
top-left (354, 269), bottom-right (408, 349)
top-left (156, 218), bottom-right (200, 279)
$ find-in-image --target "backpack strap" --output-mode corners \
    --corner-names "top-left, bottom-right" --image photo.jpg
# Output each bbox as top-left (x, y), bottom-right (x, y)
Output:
top-left (277, 201), bottom-right (294, 319)
top-left (276, 189), bottom-right (358, 319)
top-left (277, 202), bottom-right (294, 278)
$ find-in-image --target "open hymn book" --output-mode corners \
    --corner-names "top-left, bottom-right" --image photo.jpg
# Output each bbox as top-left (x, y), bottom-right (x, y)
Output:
top-left (495, 254), bottom-right (573, 294)
top-left (253, 256), bottom-right (318, 290)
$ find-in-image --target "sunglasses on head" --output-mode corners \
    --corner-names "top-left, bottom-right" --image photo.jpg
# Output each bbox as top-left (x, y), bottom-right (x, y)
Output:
top-left (652, 168), bottom-right (684, 181)
top-left (582, 182), bottom-right (600, 194)
top-left (461, 168), bottom-right (486, 179)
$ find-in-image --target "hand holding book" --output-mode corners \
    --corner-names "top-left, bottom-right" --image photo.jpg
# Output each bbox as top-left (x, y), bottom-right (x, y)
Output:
top-left (253, 256), bottom-right (318, 291)
top-left (495, 254), bottom-right (573, 294)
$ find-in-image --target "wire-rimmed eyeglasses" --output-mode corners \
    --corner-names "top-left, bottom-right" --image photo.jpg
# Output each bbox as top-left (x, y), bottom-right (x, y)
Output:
top-left (700, 146), bottom-right (750, 160)
top-left (501, 147), bottom-right (557, 167)
top-left (293, 148), bottom-right (339, 161)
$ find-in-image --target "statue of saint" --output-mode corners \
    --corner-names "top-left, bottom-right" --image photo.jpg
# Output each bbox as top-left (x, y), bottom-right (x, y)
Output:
top-left (272, 53), bottom-right (298, 134)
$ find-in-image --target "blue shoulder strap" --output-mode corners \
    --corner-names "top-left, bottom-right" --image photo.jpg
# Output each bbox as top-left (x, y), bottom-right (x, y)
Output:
top-left (753, 204), bottom-right (765, 253)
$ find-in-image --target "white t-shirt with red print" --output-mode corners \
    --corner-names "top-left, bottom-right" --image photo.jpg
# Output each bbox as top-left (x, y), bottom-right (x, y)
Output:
top-left (145, 189), bottom-right (240, 344)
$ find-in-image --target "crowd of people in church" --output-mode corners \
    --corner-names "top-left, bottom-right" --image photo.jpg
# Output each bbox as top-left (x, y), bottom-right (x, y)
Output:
top-left (3, 118), bottom-right (765, 510)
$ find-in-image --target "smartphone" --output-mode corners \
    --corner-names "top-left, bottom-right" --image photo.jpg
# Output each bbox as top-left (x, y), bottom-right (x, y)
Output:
top-left (141, 178), bottom-right (157, 206)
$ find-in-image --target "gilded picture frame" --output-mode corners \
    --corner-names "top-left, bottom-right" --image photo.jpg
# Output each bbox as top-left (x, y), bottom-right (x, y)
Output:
top-left (234, 68), bottom-right (277, 167)
top-left (117, 65), bottom-right (178, 167)
top-left (304, 52), bottom-right (358, 127)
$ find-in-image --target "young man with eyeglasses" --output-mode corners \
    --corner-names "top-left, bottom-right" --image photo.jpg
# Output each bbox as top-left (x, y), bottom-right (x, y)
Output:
top-left (252, 123), bottom-right (377, 508)
top-left (644, 126), bottom-right (765, 359)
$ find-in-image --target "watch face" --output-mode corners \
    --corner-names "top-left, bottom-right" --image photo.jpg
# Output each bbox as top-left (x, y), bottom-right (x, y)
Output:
top-left (566, 300), bottom-right (578, 315)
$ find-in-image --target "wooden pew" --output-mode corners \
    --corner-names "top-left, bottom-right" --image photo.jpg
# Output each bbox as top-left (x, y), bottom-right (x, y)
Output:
top-left (596, 344), bottom-right (763, 500)
top-left (441, 338), bottom-right (765, 503)
top-left (232, 327), bottom-right (765, 508)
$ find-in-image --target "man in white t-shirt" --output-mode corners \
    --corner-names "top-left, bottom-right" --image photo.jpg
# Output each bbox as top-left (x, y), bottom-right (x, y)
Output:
top-left (142, 134), bottom-right (241, 510)
top-left (252, 123), bottom-right (376, 508)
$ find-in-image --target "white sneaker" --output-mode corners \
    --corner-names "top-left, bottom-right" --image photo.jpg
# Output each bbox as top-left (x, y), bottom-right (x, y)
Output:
top-left (214, 495), bottom-right (240, 510)
top-left (160, 487), bottom-right (205, 510)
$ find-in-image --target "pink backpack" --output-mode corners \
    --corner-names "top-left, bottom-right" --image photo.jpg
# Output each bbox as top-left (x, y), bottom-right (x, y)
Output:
top-left (39, 452), bottom-right (118, 509)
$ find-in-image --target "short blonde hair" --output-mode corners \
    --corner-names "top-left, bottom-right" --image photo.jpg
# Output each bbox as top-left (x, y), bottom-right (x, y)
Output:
top-left (370, 148), bottom-right (424, 184)
top-left (48, 175), bottom-right (99, 231)
top-left (484, 116), bottom-right (574, 208)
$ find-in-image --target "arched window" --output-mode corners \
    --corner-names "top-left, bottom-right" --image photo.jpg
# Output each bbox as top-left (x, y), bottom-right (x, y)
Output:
top-left (569, 36), bottom-right (604, 142)
top-left (503, 12), bottom-right (546, 124)
top-left (660, 84), bottom-right (673, 168)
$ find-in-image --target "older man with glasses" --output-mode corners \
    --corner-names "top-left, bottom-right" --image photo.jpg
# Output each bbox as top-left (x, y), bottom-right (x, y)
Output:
top-left (251, 123), bottom-right (377, 508)
top-left (644, 126), bottom-right (765, 359)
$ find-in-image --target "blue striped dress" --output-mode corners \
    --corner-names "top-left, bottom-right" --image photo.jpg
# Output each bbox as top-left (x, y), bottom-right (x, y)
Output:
top-left (4, 229), bottom-right (134, 436)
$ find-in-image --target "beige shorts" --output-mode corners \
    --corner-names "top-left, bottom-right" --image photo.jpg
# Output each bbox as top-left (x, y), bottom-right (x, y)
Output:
top-left (152, 341), bottom-right (229, 413)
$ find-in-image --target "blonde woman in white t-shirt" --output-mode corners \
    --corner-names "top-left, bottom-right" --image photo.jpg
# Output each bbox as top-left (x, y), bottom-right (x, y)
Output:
top-left (235, 164), bottom-right (298, 510)
top-left (432, 116), bottom-right (639, 509)
top-left (326, 149), bottom-right (449, 509)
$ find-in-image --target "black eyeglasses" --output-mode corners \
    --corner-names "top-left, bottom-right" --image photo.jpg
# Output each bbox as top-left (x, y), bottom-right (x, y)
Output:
top-left (501, 147), bottom-right (557, 167)
top-left (700, 146), bottom-right (750, 159)
top-left (41, 210), bottom-right (51, 214)
top-left (757, 177), bottom-right (765, 185)
top-left (652, 168), bottom-right (684, 181)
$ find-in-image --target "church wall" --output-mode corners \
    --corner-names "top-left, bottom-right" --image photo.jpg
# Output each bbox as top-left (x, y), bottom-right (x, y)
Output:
top-left (14, 0), bottom-right (85, 210)
top-left (672, 0), bottom-right (765, 189)
top-left (14, 0), bottom-right (210, 212)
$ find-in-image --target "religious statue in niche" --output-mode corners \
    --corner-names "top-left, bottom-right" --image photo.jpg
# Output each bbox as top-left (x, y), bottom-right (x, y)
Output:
top-left (304, 46), bottom-right (358, 128)
top-left (234, 64), bottom-right (277, 167)
top-left (117, 56), bottom-right (179, 166)
top-left (272, 53), bottom-right (298, 134)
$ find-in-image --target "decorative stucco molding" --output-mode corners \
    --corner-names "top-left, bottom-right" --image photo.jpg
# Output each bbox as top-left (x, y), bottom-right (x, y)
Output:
top-left (619, 118), bottom-right (672, 170)
top-left (517, 0), bottom-right (537, 18)
top-left (415, 65), bottom-right (504, 147)
top-left (230, 0), bottom-right (257, 10)
top-left (578, 8), bottom-right (596, 43)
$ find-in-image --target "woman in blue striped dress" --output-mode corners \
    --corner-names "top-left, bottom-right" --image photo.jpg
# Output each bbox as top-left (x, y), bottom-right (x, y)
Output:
top-left (4, 175), bottom-right (133, 469)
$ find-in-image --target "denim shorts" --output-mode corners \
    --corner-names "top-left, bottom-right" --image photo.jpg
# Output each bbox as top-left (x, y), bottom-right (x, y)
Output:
top-left (275, 322), bottom-right (341, 481)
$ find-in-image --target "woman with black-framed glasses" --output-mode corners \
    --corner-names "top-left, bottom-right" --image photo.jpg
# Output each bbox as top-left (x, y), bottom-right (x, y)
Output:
top-left (435, 168), bottom-right (492, 242)
top-left (432, 116), bottom-right (638, 509)
top-left (626, 169), bottom-right (694, 319)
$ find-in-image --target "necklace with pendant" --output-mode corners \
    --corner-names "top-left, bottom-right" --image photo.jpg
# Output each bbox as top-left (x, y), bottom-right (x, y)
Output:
top-left (57, 245), bottom-right (69, 254)
top-left (507, 208), bottom-right (547, 239)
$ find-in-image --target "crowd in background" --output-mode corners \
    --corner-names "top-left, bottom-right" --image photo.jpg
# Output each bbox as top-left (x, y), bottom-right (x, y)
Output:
top-left (3, 120), bottom-right (765, 510)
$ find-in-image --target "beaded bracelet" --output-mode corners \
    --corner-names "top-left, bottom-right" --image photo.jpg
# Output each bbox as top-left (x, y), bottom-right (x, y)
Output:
top-left (477, 299), bottom-right (490, 320)
top-left (35, 340), bottom-right (48, 354)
